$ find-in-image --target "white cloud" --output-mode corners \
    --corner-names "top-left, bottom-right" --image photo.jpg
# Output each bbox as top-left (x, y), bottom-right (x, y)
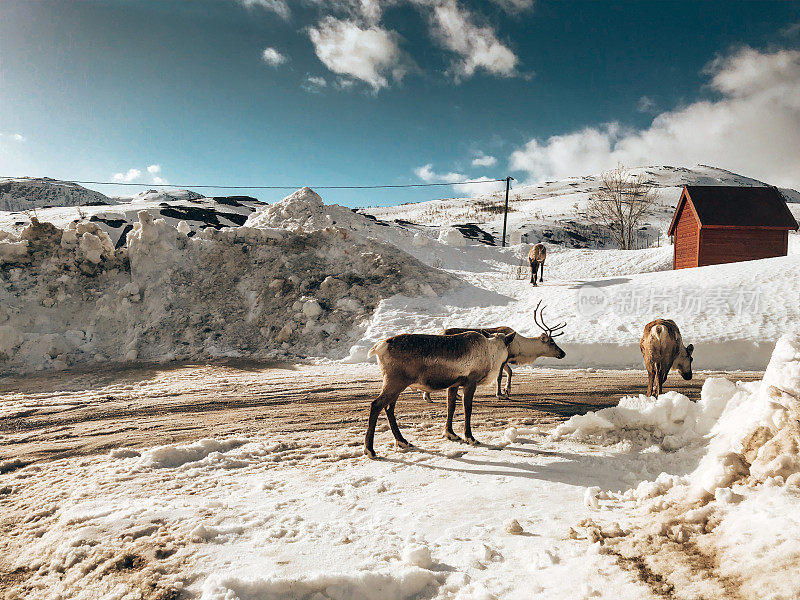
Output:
top-left (302, 75), bottom-right (328, 93)
top-left (310, 0), bottom-right (388, 25)
top-left (472, 153), bottom-right (497, 167)
top-left (415, 163), bottom-right (465, 183)
top-left (237, 0), bottom-right (290, 20)
top-left (261, 47), bottom-right (288, 67)
top-left (636, 95), bottom-right (657, 114)
top-left (423, 0), bottom-right (518, 79)
top-left (152, 176), bottom-right (168, 185)
top-left (147, 164), bottom-right (161, 174)
top-left (308, 17), bottom-right (406, 91)
top-left (0, 132), bottom-right (26, 142)
top-left (112, 168), bottom-right (142, 182)
top-left (414, 163), bottom-right (502, 196)
top-left (509, 47), bottom-right (800, 189)
top-left (453, 176), bottom-right (504, 197)
top-left (490, 0), bottom-right (534, 12)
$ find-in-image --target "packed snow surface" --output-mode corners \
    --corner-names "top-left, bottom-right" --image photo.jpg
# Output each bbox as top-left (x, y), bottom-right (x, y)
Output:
top-left (4, 337), bottom-right (800, 599)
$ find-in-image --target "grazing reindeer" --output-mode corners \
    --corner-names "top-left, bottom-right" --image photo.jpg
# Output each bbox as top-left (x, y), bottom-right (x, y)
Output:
top-left (365, 331), bottom-right (515, 458)
top-left (528, 243), bottom-right (546, 286)
top-left (421, 300), bottom-right (566, 401)
top-left (640, 319), bottom-right (694, 397)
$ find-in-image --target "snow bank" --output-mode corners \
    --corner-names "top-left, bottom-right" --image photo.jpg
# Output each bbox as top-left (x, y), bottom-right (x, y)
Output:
top-left (557, 334), bottom-right (800, 494)
top-left (552, 380), bottom-right (740, 451)
top-left (690, 332), bottom-right (800, 495)
top-left (572, 334), bottom-right (800, 599)
top-left (0, 210), bottom-right (456, 374)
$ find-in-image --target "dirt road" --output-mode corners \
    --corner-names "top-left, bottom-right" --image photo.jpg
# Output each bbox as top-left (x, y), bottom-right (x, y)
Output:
top-left (0, 361), bottom-right (762, 467)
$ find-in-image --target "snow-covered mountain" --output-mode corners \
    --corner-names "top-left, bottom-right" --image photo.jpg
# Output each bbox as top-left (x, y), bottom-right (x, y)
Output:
top-left (0, 177), bottom-right (112, 211)
top-left (362, 165), bottom-right (800, 249)
top-left (117, 188), bottom-right (206, 203)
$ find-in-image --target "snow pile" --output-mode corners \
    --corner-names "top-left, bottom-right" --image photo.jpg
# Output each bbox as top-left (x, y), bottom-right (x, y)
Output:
top-left (552, 379), bottom-right (739, 451)
top-left (691, 332), bottom-right (800, 495)
top-left (201, 568), bottom-right (443, 600)
top-left (0, 212), bottom-right (455, 374)
top-left (137, 438), bottom-right (247, 469)
top-left (246, 186), bottom-right (376, 234)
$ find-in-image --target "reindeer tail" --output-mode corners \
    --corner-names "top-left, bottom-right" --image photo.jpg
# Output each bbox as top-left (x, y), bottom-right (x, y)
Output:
top-left (367, 340), bottom-right (388, 359)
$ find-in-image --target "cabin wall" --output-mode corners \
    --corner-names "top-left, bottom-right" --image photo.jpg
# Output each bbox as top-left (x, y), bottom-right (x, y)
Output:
top-left (673, 203), bottom-right (700, 269)
top-left (698, 228), bottom-right (789, 267)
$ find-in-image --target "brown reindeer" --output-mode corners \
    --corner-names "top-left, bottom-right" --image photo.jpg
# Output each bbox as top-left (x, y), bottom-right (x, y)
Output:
top-left (365, 331), bottom-right (514, 458)
top-left (640, 319), bottom-right (693, 397)
top-left (421, 300), bottom-right (566, 401)
top-left (528, 243), bottom-right (546, 286)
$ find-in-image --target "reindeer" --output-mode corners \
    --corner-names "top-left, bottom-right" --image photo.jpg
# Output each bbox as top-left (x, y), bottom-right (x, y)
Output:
top-left (640, 319), bottom-right (694, 397)
top-left (421, 300), bottom-right (566, 401)
top-left (365, 331), bottom-right (515, 458)
top-left (529, 243), bottom-right (546, 286)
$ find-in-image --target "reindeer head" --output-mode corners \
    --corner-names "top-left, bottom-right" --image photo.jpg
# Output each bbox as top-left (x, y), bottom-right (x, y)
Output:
top-left (533, 300), bottom-right (567, 359)
top-left (674, 342), bottom-right (694, 380)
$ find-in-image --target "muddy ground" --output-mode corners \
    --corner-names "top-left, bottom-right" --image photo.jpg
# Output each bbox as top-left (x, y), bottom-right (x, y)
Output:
top-left (0, 361), bottom-right (763, 467)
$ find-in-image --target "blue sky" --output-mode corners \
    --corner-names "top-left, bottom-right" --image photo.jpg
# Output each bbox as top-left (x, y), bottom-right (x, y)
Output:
top-left (1, 0), bottom-right (799, 206)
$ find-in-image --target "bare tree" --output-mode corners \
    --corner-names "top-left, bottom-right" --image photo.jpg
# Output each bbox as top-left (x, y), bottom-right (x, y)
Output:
top-left (585, 164), bottom-right (658, 250)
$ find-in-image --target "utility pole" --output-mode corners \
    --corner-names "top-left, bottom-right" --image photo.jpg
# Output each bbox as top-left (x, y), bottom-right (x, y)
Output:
top-left (501, 176), bottom-right (514, 247)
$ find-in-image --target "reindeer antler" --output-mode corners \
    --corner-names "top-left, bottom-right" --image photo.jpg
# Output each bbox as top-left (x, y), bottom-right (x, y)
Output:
top-left (533, 299), bottom-right (567, 338)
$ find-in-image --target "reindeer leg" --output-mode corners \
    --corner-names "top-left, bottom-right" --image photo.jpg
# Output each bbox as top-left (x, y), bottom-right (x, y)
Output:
top-left (444, 386), bottom-right (462, 441)
top-left (646, 368), bottom-right (655, 397)
top-left (502, 364), bottom-right (513, 397)
top-left (462, 382), bottom-right (479, 445)
top-left (496, 362), bottom-right (507, 398)
top-left (385, 401), bottom-right (412, 449)
top-left (653, 364), bottom-right (663, 397)
top-left (658, 368), bottom-right (669, 397)
top-left (529, 259), bottom-right (536, 284)
top-left (365, 379), bottom-right (408, 459)
top-left (539, 261), bottom-right (544, 283)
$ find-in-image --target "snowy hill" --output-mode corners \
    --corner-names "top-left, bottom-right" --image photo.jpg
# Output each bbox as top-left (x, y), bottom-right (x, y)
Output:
top-left (118, 188), bottom-right (206, 203)
top-left (0, 177), bottom-right (112, 211)
top-left (362, 165), bottom-right (800, 249)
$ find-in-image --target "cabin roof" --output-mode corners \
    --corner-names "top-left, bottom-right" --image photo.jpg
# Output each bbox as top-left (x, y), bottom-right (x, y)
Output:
top-left (668, 185), bottom-right (799, 235)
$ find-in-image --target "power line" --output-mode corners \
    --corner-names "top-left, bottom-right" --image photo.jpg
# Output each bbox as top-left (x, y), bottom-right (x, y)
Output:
top-left (0, 176), bottom-right (508, 190)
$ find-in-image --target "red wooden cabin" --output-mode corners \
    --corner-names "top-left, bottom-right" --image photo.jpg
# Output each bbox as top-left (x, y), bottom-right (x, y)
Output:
top-left (667, 186), bottom-right (798, 269)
